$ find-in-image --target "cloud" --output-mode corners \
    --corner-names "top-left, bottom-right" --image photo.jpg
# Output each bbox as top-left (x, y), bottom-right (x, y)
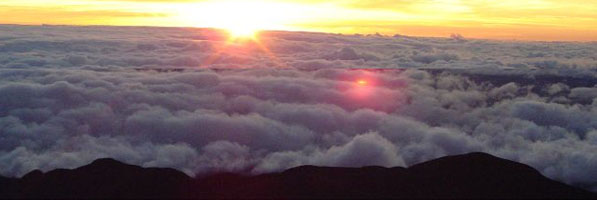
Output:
top-left (253, 132), bottom-right (405, 173)
top-left (0, 25), bottom-right (596, 191)
top-left (323, 47), bottom-right (381, 61)
top-left (569, 87), bottom-right (597, 103)
top-left (411, 53), bottom-right (459, 64)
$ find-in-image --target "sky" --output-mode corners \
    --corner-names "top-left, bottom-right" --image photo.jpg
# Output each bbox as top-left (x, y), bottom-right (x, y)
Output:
top-left (1, 0), bottom-right (597, 41)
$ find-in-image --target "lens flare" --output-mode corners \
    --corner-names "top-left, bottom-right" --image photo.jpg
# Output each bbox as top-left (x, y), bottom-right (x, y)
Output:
top-left (357, 80), bottom-right (368, 86)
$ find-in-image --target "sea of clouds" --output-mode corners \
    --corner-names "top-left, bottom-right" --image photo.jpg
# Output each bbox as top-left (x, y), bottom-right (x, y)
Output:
top-left (1, 25), bottom-right (596, 190)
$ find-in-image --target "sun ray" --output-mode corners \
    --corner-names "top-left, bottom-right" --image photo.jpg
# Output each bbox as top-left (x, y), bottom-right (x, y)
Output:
top-left (252, 36), bottom-right (289, 68)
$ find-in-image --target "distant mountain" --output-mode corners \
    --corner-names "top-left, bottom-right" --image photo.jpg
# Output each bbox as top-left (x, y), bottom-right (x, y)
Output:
top-left (0, 152), bottom-right (594, 199)
top-left (4, 158), bottom-right (191, 199)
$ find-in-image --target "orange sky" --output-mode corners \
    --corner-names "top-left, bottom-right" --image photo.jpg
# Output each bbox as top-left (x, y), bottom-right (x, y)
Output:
top-left (1, 0), bottom-right (596, 41)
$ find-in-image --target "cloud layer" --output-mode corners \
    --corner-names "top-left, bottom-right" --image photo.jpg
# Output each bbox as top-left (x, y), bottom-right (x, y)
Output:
top-left (0, 25), bottom-right (596, 191)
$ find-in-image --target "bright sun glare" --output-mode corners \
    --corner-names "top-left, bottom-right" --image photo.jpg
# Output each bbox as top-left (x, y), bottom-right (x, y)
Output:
top-left (183, 1), bottom-right (299, 40)
top-left (227, 25), bottom-right (259, 39)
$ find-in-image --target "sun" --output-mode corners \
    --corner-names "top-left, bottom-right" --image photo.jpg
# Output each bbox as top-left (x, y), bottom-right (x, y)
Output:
top-left (227, 25), bottom-right (259, 39)
top-left (181, 1), bottom-right (296, 40)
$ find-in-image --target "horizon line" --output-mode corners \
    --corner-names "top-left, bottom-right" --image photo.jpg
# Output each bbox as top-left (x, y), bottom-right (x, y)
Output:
top-left (3, 23), bottom-right (597, 43)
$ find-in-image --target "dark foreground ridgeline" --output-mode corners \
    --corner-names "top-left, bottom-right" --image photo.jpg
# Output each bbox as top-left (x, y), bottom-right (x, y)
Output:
top-left (0, 152), bottom-right (594, 199)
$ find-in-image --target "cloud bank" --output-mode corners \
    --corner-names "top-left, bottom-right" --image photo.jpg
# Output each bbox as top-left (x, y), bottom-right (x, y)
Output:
top-left (0, 25), bottom-right (596, 191)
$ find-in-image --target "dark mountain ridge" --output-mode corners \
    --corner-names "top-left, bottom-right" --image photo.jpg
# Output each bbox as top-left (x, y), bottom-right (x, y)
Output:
top-left (0, 152), bottom-right (594, 199)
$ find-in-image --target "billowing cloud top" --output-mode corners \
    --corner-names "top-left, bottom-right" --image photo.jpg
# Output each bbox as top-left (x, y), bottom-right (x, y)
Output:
top-left (0, 25), bottom-right (596, 191)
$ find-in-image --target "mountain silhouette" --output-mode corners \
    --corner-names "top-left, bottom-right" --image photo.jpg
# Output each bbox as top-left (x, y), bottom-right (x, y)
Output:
top-left (0, 152), bottom-right (594, 199)
top-left (7, 158), bottom-right (191, 199)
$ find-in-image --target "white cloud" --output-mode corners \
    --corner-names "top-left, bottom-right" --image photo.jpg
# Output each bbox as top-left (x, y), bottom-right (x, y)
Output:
top-left (0, 25), bottom-right (596, 191)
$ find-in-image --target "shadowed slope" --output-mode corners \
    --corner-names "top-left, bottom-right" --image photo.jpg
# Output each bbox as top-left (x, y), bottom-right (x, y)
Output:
top-left (0, 153), bottom-right (594, 199)
top-left (405, 152), bottom-right (593, 199)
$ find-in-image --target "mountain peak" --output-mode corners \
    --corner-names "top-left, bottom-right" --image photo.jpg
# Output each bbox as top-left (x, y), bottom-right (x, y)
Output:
top-left (91, 158), bottom-right (125, 165)
top-left (409, 152), bottom-right (533, 171)
top-left (21, 170), bottom-right (43, 180)
top-left (79, 158), bottom-right (138, 172)
top-left (461, 151), bottom-right (495, 158)
top-left (89, 158), bottom-right (126, 166)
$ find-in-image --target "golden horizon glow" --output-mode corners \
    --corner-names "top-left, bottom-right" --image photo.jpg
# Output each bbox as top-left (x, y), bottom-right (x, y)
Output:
top-left (1, 0), bottom-right (597, 41)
